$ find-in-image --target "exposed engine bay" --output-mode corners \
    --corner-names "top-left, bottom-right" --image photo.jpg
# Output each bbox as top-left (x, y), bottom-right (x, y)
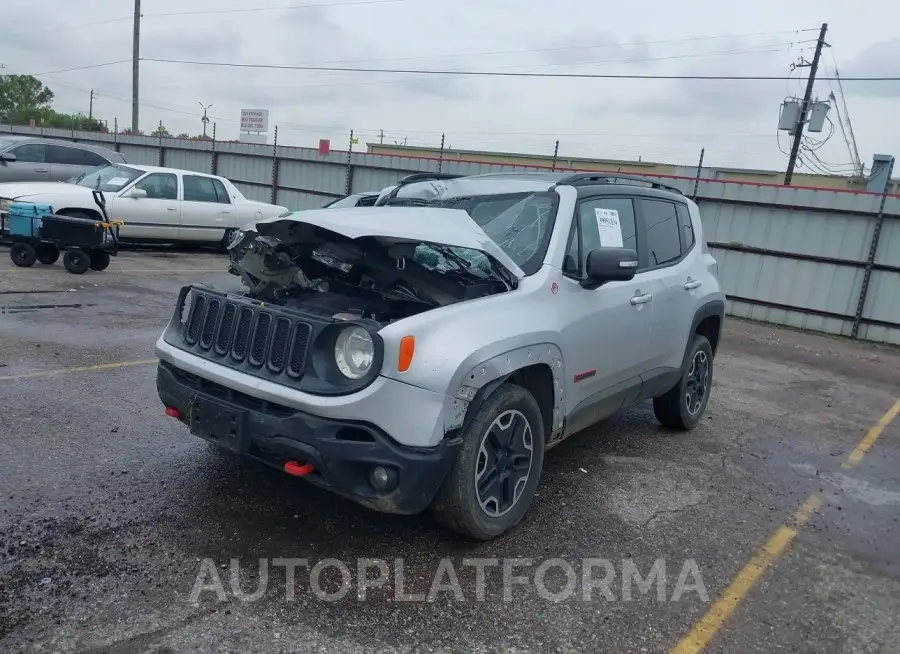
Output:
top-left (227, 219), bottom-right (515, 324)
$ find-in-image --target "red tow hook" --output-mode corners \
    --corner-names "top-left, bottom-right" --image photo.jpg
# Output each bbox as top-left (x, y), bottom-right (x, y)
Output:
top-left (284, 461), bottom-right (314, 477)
top-left (165, 407), bottom-right (183, 418)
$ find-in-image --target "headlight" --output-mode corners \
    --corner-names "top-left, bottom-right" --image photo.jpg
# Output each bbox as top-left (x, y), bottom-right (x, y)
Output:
top-left (334, 326), bottom-right (375, 379)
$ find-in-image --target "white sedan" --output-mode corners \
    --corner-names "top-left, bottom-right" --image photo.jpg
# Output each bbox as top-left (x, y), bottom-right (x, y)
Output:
top-left (0, 164), bottom-right (288, 247)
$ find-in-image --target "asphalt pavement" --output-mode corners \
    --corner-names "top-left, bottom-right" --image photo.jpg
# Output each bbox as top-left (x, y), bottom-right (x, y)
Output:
top-left (1, 248), bottom-right (899, 654)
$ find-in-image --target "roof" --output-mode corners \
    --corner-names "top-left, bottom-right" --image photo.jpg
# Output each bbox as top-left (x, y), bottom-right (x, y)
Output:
top-left (0, 134), bottom-right (119, 155)
top-left (119, 163), bottom-right (222, 176)
top-left (389, 171), bottom-right (685, 201)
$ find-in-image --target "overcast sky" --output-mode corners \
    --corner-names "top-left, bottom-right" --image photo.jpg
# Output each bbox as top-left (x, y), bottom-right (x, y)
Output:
top-left (3, 0), bottom-right (899, 172)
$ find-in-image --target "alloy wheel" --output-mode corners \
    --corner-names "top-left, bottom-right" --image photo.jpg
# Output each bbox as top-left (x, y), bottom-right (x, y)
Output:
top-left (685, 350), bottom-right (710, 416)
top-left (474, 409), bottom-right (534, 518)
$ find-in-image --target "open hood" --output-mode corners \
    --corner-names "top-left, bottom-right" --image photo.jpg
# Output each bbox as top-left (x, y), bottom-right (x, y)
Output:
top-left (228, 206), bottom-right (523, 318)
top-left (252, 206), bottom-right (526, 280)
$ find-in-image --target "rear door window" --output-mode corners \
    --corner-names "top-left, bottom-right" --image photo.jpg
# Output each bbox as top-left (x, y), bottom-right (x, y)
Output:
top-left (184, 175), bottom-right (230, 204)
top-left (47, 145), bottom-right (87, 165)
top-left (638, 199), bottom-right (682, 269)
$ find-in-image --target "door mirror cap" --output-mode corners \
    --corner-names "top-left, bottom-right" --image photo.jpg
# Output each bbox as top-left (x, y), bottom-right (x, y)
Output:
top-left (125, 187), bottom-right (147, 199)
top-left (582, 247), bottom-right (638, 288)
top-left (0, 152), bottom-right (16, 163)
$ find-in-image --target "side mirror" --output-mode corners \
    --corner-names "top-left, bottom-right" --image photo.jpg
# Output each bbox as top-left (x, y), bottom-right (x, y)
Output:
top-left (0, 152), bottom-right (16, 163)
top-left (582, 247), bottom-right (638, 289)
top-left (125, 187), bottom-right (147, 199)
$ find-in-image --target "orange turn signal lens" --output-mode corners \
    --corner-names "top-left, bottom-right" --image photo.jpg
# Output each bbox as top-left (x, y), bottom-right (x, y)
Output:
top-left (398, 335), bottom-right (415, 372)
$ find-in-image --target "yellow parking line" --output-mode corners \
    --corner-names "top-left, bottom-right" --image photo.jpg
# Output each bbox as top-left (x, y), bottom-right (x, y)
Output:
top-left (0, 359), bottom-right (156, 381)
top-left (842, 398), bottom-right (900, 469)
top-left (670, 397), bottom-right (900, 654)
top-left (670, 495), bottom-right (822, 654)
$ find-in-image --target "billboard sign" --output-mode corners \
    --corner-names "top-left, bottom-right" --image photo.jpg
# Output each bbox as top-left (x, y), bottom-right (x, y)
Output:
top-left (240, 109), bottom-right (269, 133)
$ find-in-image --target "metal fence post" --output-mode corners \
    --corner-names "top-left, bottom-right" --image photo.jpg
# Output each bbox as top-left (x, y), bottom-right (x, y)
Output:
top-left (157, 120), bottom-right (164, 167)
top-left (344, 130), bottom-right (354, 195)
top-left (438, 133), bottom-right (445, 173)
top-left (113, 118), bottom-right (120, 153)
top-left (692, 147), bottom-right (705, 200)
top-left (270, 126), bottom-right (279, 205)
top-left (551, 140), bottom-right (560, 171)
top-left (851, 157), bottom-right (895, 338)
top-left (210, 122), bottom-right (218, 175)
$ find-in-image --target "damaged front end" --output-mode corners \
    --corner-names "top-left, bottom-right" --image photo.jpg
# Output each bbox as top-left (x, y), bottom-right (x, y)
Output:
top-left (225, 212), bottom-right (519, 325)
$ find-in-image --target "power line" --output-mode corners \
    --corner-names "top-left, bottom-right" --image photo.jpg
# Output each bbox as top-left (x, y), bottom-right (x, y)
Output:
top-left (31, 61), bottom-right (131, 75)
top-left (3, 0), bottom-right (434, 39)
top-left (25, 44), bottom-right (790, 82)
top-left (142, 0), bottom-right (439, 17)
top-left (140, 57), bottom-right (900, 81)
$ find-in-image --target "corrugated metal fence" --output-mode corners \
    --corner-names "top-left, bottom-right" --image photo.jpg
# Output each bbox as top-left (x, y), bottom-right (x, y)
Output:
top-left (3, 124), bottom-right (899, 346)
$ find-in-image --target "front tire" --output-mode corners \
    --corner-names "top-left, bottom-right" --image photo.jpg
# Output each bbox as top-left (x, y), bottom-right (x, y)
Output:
top-left (653, 334), bottom-right (713, 430)
top-left (431, 383), bottom-right (545, 541)
top-left (63, 249), bottom-right (91, 275)
top-left (10, 242), bottom-right (37, 267)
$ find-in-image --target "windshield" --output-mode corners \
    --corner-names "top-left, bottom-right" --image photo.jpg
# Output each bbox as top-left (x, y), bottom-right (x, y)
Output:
top-left (0, 138), bottom-right (21, 150)
top-left (384, 190), bottom-right (559, 275)
top-left (68, 164), bottom-right (144, 192)
top-left (324, 194), bottom-right (366, 209)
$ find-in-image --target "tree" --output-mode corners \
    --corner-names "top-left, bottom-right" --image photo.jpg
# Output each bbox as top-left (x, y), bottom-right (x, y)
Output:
top-left (150, 124), bottom-right (170, 138)
top-left (0, 75), bottom-right (54, 122)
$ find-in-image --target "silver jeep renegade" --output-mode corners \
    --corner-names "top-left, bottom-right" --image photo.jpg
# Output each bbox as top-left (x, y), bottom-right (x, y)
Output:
top-left (155, 172), bottom-right (725, 540)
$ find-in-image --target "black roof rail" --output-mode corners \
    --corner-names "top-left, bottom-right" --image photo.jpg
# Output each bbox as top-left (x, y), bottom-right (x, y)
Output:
top-left (375, 172), bottom-right (464, 205)
top-left (397, 172), bottom-right (464, 184)
top-left (554, 173), bottom-right (684, 196)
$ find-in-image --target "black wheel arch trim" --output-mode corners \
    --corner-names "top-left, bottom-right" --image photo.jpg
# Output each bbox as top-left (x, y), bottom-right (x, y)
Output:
top-left (689, 299), bottom-right (725, 355)
top-left (462, 376), bottom-right (511, 431)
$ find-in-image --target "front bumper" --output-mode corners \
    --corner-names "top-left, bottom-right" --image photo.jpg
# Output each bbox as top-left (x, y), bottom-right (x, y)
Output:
top-left (157, 361), bottom-right (461, 515)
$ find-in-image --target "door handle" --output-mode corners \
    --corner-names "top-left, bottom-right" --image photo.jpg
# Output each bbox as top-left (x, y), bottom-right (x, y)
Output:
top-left (220, 209), bottom-right (233, 214)
top-left (35, 168), bottom-right (49, 173)
top-left (684, 279), bottom-right (702, 290)
top-left (167, 207), bottom-right (177, 212)
top-left (630, 293), bottom-right (653, 305)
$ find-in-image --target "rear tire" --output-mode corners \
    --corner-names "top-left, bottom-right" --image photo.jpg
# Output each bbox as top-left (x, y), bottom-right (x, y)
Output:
top-left (430, 383), bottom-right (545, 541)
top-left (89, 251), bottom-right (111, 271)
top-left (36, 243), bottom-right (60, 265)
top-left (63, 249), bottom-right (91, 275)
top-left (10, 242), bottom-right (37, 267)
top-left (220, 228), bottom-right (238, 253)
top-left (653, 334), bottom-right (713, 430)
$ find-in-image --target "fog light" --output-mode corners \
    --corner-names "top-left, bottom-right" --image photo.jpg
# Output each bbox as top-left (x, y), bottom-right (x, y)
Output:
top-left (369, 466), bottom-right (397, 492)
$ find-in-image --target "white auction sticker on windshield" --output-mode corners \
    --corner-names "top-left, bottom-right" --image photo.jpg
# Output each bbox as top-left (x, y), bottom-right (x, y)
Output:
top-left (594, 208), bottom-right (624, 247)
top-left (106, 177), bottom-right (130, 187)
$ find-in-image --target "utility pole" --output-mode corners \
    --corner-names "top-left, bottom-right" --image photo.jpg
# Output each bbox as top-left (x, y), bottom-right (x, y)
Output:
top-left (89, 89), bottom-right (94, 121)
top-left (379, 129), bottom-right (384, 144)
top-left (132, 0), bottom-right (141, 133)
top-left (784, 22), bottom-right (828, 185)
top-left (199, 102), bottom-right (213, 138)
